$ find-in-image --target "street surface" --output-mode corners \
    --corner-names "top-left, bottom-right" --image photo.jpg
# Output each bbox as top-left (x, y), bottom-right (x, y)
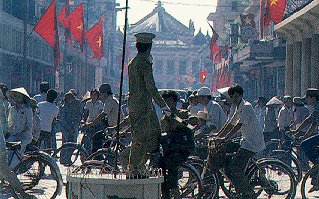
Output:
top-left (0, 131), bottom-right (317, 198)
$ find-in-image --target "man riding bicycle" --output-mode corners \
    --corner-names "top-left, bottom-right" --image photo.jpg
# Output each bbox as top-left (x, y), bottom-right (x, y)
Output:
top-left (293, 88), bottom-right (319, 192)
top-left (207, 84), bottom-right (265, 198)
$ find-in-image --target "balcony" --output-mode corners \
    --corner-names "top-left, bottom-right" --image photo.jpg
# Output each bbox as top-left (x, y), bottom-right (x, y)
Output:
top-left (284, 0), bottom-right (315, 19)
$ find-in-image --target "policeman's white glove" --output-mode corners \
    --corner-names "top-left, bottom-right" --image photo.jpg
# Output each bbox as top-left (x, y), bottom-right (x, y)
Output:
top-left (161, 105), bottom-right (171, 116)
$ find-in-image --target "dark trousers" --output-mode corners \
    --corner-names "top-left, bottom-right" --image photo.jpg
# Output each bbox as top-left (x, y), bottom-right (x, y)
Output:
top-left (207, 139), bottom-right (255, 195)
top-left (38, 130), bottom-right (52, 150)
top-left (300, 134), bottom-right (319, 165)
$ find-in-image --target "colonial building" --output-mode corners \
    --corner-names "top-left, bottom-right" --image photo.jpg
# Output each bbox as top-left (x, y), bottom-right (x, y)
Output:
top-left (275, 0), bottom-right (319, 97)
top-left (126, 1), bottom-right (212, 92)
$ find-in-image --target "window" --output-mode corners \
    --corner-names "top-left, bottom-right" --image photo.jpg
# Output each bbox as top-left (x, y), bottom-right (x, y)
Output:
top-left (167, 60), bottom-right (175, 75)
top-left (179, 60), bottom-right (187, 75)
top-left (231, 1), bottom-right (237, 12)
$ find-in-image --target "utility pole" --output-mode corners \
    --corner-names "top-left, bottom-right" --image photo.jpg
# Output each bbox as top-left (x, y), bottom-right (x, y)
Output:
top-left (22, 0), bottom-right (29, 88)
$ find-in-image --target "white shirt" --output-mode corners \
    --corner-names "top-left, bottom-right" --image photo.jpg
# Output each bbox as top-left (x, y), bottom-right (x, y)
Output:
top-left (229, 100), bottom-right (266, 153)
top-left (8, 104), bottom-right (33, 137)
top-left (189, 103), bottom-right (204, 114)
top-left (34, 93), bottom-right (47, 103)
top-left (204, 100), bottom-right (227, 131)
top-left (37, 101), bottom-right (59, 132)
top-left (84, 99), bottom-right (104, 122)
top-left (277, 105), bottom-right (294, 131)
top-left (103, 95), bottom-right (123, 127)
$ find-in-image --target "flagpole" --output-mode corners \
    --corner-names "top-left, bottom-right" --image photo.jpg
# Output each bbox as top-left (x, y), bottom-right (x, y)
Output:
top-left (115, 0), bottom-right (128, 178)
top-left (85, 2), bottom-right (89, 93)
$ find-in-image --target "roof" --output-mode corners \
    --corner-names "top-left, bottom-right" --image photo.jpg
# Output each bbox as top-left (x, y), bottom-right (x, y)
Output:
top-left (129, 1), bottom-right (193, 35)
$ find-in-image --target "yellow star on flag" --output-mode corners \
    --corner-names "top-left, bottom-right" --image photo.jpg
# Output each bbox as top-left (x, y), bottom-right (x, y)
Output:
top-left (96, 36), bottom-right (102, 47)
top-left (270, 0), bottom-right (278, 6)
top-left (244, 17), bottom-right (252, 25)
top-left (77, 22), bottom-right (83, 30)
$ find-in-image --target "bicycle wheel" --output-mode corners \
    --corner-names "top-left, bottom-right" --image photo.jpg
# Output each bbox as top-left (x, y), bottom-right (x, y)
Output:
top-left (247, 159), bottom-right (297, 199)
top-left (270, 150), bottom-right (302, 183)
top-left (71, 160), bottom-right (115, 175)
top-left (200, 166), bottom-right (219, 199)
top-left (53, 143), bottom-right (89, 166)
top-left (177, 162), bottom-right (202, 198)
top-left (87, 148), bottom-right (118, 168)
top-left (301, 164), bottom-right (319, 199)
top-left (14, 153), bottom-right (63, 199)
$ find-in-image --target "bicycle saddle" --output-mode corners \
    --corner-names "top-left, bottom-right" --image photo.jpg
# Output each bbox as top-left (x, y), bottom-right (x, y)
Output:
top-left (5, 141), bottom-right (22, 151)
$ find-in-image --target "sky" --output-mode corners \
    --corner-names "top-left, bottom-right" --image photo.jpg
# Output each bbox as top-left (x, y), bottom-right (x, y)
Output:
top-left (116, 0), bottom-right (218, 35)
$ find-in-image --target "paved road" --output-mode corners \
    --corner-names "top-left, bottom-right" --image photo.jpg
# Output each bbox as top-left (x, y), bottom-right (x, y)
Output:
top-left (1, 132), bottom-right (318, 198)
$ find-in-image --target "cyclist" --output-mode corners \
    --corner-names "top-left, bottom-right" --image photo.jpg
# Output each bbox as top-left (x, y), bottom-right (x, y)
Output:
top-left (0, 88), bottom-right (35, 198)
top-left (6, 88), bottom-right (33, 168)
top-left (160, 90), bottom-right (194, 198)
top-left (208, 84), bottom-right (265, 198)
top-left (293, 88), bottom-right (319, 192)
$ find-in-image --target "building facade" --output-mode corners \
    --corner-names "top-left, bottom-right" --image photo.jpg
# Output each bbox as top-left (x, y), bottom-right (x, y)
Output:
top-left (126, 1), bottom-right (212, 92)
top-left (275, 0), bottom-right (319, 97)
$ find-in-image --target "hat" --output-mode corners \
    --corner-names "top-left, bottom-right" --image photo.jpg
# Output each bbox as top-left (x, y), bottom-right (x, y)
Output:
top-left (82, 91), bottom-right (91, 102)
top-left (196, 111), bottom-right (208, 121)
top-left (134, 32), bottom-right (156, 44)
top-left (283, 95), bottom-right (292, 103)
top-left (217, 87), bottom-right (230, 100)
top-left (29, 98), bottom-right (38, 108)
top-left (197, 87), bottom-right (211, 96)
top-left (305, 88), bottom-right (319, 98)
top-left (266, 97), bottom-right (283, 106)
top-left (6, 87), bottom-right (31, 100)
top-left (99, 83), bottom-right (112, 94)
top-left (293, 97), bottom-right (303, 105)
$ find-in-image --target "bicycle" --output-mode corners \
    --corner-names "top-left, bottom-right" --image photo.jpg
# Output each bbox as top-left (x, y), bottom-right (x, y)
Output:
top-left (300, 146), bottom-right (319, 198)
top-left (200, 137), bottom-right (297, 199)
top-left (4, 141), bottom-right (63, 199)
top-left (52, 125), bottom-right (90, 166)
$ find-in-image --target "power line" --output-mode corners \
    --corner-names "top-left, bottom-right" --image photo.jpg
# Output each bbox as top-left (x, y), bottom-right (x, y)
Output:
top-left (139, 0), bottom-right (260, 8)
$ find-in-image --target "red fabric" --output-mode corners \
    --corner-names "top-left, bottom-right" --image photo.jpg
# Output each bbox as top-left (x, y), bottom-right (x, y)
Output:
top-left (34, 0), bottom-right (60, 70)
top-left (34, 0), bottom-right (56, 48)
top-left (57, 2), bottom-right (69, 27)
top-left (200, 68), bottom-right (208, 83)
top-left (68, 3), bottom-right (85, 47)
top-left (260, 0), bottom-right (271, 27)
top-left (86, 16), bottom-right (104, 59)
top-left (209, 23), bottom-right (220, 62)
top-left (269, 0), bottom-right (287, 23)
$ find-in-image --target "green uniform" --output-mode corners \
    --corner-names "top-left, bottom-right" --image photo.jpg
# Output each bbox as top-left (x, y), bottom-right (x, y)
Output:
top-left (125, 52), bottom-right (166, 174)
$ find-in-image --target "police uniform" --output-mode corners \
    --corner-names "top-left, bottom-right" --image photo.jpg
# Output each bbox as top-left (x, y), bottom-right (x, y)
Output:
top-left (125, 33), bottom-right (167, 174)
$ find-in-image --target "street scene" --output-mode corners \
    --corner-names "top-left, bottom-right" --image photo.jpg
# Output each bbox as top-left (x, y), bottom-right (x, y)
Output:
top-left (1, 0), bottom-right (319, 198)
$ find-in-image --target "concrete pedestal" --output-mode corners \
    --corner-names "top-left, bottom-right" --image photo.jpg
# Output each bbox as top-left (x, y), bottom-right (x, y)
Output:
top-left (67, 172), bottom-right (164, 199)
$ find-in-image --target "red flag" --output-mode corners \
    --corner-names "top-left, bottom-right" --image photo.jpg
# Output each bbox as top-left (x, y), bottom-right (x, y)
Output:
top-left (68, 3), bottom-right (85, 48)
top-left (86, 16), bottom-right (104, 59)
top-left (208, 23), bottom-right (220, 62)
top-left (269, 0), bottom-right (287, 24)
top-left (57, 1), bottom-right (70, 28)
top-left (34, 0), bottom-right (60, 70)
top-left (200, 68), bottom-right (208, 83)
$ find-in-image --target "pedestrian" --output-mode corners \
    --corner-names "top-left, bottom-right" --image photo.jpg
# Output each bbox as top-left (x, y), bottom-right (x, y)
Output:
top-left (196, 86), bottom-right (227, 132)
top-left (187, 91), bottom-right (204, 115)
top-left (292, 97), bottom-right (309, 130)
top-left (33, 81), bottom-right (49, 103)
top-left (263, 97), bottom-right (283, 143)
top-left (6, 87), bottom-right (33, 168)
top-left (277, 96), bottom-right (294, 133)
top-left (37, 89), bottom-right (59, 150)
top-left (254, 96), bottom-right (267, 129)
top-left (0, 83), bottom-right (10, 116)
top-left (29, 98), bottom-right (41, 145)
top-left (82, 89), bottom-right (104, 153)
top-left (0, 87), bottom-right (35, 198)
top-left (122, 32), bottom-right (170, 176)
top-left (59, 92), bottom-right (82, 165)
